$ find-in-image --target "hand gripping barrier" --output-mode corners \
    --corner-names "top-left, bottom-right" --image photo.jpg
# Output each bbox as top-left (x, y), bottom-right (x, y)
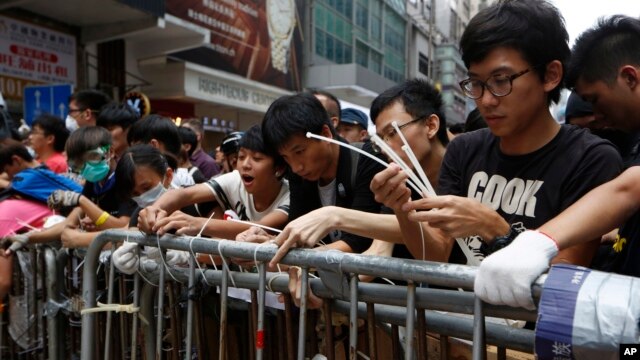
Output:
top-left (78, 229), bottom-right (639, 360)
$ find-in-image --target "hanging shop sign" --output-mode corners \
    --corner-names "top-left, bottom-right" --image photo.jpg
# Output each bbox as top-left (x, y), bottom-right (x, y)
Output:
top-left (166, 0), bottom-right (303, 91)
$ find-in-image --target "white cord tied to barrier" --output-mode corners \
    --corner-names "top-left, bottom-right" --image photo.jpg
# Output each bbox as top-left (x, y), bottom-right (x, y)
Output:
top-left (80, 301), bottom-right (139, 315)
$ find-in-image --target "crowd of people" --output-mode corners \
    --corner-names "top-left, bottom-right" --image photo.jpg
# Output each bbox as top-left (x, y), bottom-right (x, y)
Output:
top-left (0, 0), bottom-right (639, 349)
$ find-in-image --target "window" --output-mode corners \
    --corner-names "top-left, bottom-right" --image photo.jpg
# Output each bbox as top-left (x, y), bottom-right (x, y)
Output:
top-left (356, 2), bottom-right (368, 29)
top-left (356, 41), bottom-right (368, 67)
top-left (419, 53), bottom-right (429, 76)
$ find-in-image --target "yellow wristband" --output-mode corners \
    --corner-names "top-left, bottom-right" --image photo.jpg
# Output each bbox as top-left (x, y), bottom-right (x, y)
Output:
top-left (95, 211), bottom-right (110, 226)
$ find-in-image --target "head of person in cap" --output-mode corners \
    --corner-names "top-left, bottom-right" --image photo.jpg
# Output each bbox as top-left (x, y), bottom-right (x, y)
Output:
top-left (337, 108), bottom-right (370, 143)
top-left (566, 91), bottom-right (638, 163)
top-left (220, 131), bottom-right (244, 173)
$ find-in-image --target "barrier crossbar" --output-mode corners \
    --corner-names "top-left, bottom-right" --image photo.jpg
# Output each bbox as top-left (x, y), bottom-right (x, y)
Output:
top-left (78, 229), bottom-right (542, 359)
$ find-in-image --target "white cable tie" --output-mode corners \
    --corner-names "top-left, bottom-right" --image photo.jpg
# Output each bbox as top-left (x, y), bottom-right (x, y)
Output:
top-left (156, 233), bottom-right (181, 283)
top-left (371, 134), bottom-right (428, 197)
top-left (187, 212), bottom-right (216, 286)
top-left (228, 218), bottom-right (282, 234)
top-left (381, 278), bottom-right (396, 286)
top-left (266, 273), bottom-right (289, 293)
top-left (217, 240), bottom-right (237, 288)
top-left (80, 301), bottom-right (139, 315)
top-left (14, 218), bottom-right (39, 231)
top-left (307, 131), bottom-right (425, 198)
top-left (189, 236), bottom-right (212, 286)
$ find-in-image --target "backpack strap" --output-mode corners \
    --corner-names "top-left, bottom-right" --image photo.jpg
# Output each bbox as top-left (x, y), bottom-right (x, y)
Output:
top-left (349, 142), bottom-right (364, 191)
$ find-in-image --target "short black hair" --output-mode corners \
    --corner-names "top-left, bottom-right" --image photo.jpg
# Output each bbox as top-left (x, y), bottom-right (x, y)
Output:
top-left (65, 126), bottom-right (112, 162)
top-left (370, 78), bottom-right (449, 146)
top-left (97, 103), bottom-right (139, 131)
top-left (0, 138), bottom-right (32, 169)
top-left (178, 126), bottom-right (198, 157)
top-left (127, 114), bottom-right (182, 158)
top-left (460, 0), bottom-right (570, 104)
top-left (567, 15), bottom-right (640, 88)
top-left (262, 93), bottom-right (336, 153)
top-left (240, 124), bottom-right (285, 169)
top-left (449, 123), bottom-right (465, 135)
top-left (464, 108), bottom-right (487, 132)
top-left (181, 118), bottom-right (204, 135)
top-left (69, 89), bottom-right (111, 113)
top-left (115, 144), bottom-right (169, 200)
top-left (32, 114), bottom-right (69, 152)
top-left (306, 88), bottom-right (341, 120)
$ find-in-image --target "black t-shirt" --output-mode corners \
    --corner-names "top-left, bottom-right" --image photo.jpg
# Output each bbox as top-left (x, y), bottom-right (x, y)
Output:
top-left (287, 139), bottom-right (386, 253)
top-left (82, 173), bottom-right (137, 219)
top-left (439, 125), bottom-right (623, 265)
top-left (605, 144), bottom-right (640, 277)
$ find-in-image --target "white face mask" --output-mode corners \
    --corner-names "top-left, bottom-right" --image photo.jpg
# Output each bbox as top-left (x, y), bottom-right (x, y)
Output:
top-left (132, 182), bottom-right (167, 208)
top-left (65, 115), bottom-right (79, 132)
top-left (26, 146), bottom-right (36, 158)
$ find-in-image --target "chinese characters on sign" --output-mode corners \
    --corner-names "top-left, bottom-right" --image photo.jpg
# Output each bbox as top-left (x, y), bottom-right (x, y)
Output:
top-left (0, 15), bottom-right (76, 101)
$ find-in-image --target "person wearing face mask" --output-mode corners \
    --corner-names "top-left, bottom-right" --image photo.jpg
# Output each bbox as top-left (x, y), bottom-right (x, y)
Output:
top-left (3, 127), bottom-right (137, 251)
top-left (110, 144), bottom-right (192, 273)
top-left (65, 89), bottom-right (111, 132)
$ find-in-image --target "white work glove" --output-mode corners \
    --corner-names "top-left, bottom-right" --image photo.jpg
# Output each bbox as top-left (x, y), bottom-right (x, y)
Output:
top-left (4, 233), bottom-right (30, 255)
top-left (144, 246), bottom-right (161, 260)
top-left (165, 250), bottom-right (189, 267)
top-left (112, 242), bottom-right (140, 275)
top-left (474, 230), bottom-right (558, 310)
top-left (47, 190), bottom-right (81, 210)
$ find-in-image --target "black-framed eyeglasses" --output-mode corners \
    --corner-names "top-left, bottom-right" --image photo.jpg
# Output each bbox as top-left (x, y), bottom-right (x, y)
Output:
top-left (378, 117), bottom-right (425, 143)
top-left (459, 68), bottom-right (531, 100)
top-left (68, 108), bottom-right (86, 114)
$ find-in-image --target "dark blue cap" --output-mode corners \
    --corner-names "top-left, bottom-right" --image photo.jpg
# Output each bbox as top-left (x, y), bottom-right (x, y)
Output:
top-left (565, 92), bottom-right (593, 121)
top-left (340, 108), bottom-right (369, 129)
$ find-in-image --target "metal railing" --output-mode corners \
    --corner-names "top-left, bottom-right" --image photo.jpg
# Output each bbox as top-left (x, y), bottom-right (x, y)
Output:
top-left (79, 230), bottom-right (542, 360)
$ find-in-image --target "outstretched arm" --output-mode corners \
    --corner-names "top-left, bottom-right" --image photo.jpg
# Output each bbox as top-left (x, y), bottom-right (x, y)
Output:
top-left (138, 183), bottom-right (215, 233)
top-left (475, 166), bottom-right (640, 309)
top-left (540, 166), bottom-right (640, 250)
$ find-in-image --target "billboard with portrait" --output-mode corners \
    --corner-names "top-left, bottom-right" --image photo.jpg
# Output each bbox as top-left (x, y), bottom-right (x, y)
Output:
top-left (167, 0), bottom-right (303, 91)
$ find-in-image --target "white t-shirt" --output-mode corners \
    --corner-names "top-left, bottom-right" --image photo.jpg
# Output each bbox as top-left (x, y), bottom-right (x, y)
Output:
top-left (318, 178), bottom-right (336, 207)
top-left (205, 170), bottom-right (289, 221)
top-left (172, 168), bottom-right (196, 187)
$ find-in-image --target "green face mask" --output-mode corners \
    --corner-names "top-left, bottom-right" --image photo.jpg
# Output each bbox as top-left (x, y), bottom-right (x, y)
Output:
top-left (81, 160), bottom-right (110, 182)
top-left (78, 145), bottom-right (111, 182)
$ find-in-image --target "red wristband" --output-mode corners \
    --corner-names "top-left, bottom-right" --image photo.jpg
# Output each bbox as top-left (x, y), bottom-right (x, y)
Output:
top-left (536, 230), bottom-right (560, 251)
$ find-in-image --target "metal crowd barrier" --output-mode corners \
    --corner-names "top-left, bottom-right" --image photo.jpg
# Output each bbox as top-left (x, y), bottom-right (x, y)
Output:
top-left (77, 229), bottom-right (543, 360)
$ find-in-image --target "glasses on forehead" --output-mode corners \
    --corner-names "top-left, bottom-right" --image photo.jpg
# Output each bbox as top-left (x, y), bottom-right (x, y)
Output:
top-left (459, 68), bottom-right (531, 100)
top-left (68, 145), bottom-right (110, 173)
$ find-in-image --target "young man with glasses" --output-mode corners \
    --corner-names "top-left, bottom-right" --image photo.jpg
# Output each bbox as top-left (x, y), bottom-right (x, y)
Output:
top-left (476, 15), bottom-right (640, 310)
top-left (266, 79), bottom-right (449, 266)
top-left (371, 0), bottom-right (622, 267)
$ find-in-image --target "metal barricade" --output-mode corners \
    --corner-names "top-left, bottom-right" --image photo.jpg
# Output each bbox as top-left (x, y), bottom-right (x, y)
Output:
top-left (79, 230), bottom-right (543, 360)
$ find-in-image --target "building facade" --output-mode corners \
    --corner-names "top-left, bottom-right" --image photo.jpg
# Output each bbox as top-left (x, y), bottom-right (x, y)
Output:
top-left (0, 0), bottom-right (412, 147)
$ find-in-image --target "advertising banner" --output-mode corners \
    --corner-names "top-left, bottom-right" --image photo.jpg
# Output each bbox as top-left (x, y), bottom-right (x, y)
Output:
top-left (167, 0), bottom-right (303, 91)
top-left (0, 15), bottom-right (76, 101)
